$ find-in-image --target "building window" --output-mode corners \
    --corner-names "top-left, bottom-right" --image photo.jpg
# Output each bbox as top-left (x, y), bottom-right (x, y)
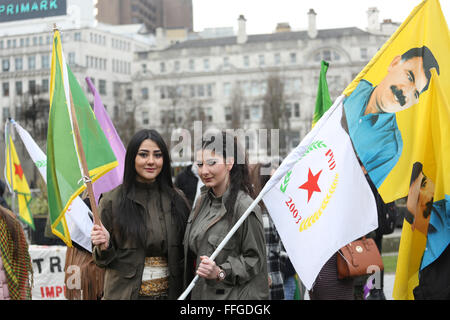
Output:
top-left (15, 81), bottom-right (22, 95)
top-left (2, 107), bottom-right (10, 120)
top-left (189, 59), bottom-right (195, 71)
top-left (203, 58), bottom-right (210, 71)
top-left (243, 55), bottom-right (249, 67)
top-left (68, 52), bottom-right (75, 66)
top-left (28, 80), bottom-right (36, 94)
top-left (41, 54), bottom-right (50, 69)
top-left (360, 48), bottom-right (368, 60)
top-left (28, 56), bottom-right (36, 70)
top-left (251, 105), bottom-right (261, 120)
top-left (126, 89), bottom-right (132, 100)
top-left (223, 82), bottom-right (231, 97)
top-left (160, 62), bottom-right (166, 73)
top-left (15, 57), bottom-right (23, 71)
top-left (294, 103), bottom-right (300, 118)
top-left (258, 54), bottom-right (265, 66)
top-left (2, 59), bottom-right (10, 72)
top-left (244, 106), bottom-right (250, 120)
top-left (286, 103), bottom-right (292, 118)
top-left (99, 80), bottom-right (107, 95)
top-left (42, 79), bottom-right (49, 93)
top-left (197, 84), bottom-right (205, 97)
top-left (74, 32), bottom-right (82, 41)
top-left (290, 52), bottom-right (297, 64)
top-left (224, 107), bottom-right (232, 121)
top-left (274, 53), bottom-right (281, 65)
top-left (2, 82), bottom-right (10, 96)
top-left (141, 87), bottom-right (149, 100)
top-left (174, 60), bottom-right (180, 72)
top-left (142, 111), bottom-right (149, 125)
top-left (223, 57), bottom-right (230, 69)
top-left (206, 84), bottom-right (213, 97)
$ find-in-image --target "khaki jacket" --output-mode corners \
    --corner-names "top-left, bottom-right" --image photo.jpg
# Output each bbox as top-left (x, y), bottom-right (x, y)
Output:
top-left (93, 184), bottom-right (189, 300)
top-left (183, 187), bottom-right (269, 300)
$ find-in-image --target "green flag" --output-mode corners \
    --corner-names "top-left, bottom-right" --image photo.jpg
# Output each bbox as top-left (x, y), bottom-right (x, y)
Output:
top-left (311, 60), bottom-right (332, 128)
top-left (47, 30), bottom-right (118, 246)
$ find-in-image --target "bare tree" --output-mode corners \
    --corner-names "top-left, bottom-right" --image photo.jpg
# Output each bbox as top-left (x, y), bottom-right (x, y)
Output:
top-left (261, 74), bottom-right (290, 157)
top-left (229, 83), bottom-right (244, 130)
top-left (112, 84), bottom-right (139, 147)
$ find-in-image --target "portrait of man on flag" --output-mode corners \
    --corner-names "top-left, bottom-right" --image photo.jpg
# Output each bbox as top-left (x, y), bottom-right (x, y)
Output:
top-left (342, 46), bottom-right (440, 189)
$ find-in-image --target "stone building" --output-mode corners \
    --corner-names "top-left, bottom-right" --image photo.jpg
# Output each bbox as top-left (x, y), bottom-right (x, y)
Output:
top-left (132, 9), bottom-right (393, 162)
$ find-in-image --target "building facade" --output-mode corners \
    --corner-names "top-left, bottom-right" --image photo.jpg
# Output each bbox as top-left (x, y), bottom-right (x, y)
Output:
top-left (96, 0), bottom-right (193, 34)
top-left (0, 0), bottom-right (153, 180)
top-left (132, 9), bottom-right (392, 163)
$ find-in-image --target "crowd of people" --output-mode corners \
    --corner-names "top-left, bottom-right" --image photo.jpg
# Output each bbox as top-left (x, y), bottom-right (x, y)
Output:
top-left (0, 128), bottom-right (443, 300)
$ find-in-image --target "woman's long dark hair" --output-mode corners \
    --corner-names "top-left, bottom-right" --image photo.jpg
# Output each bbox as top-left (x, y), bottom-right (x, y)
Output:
top-left (201, 132), bottom-right (254, 220)
top-left (115, 129), bottom-right (188, 246)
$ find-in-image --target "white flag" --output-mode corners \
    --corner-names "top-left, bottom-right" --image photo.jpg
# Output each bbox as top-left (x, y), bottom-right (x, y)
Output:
top-left (12, 120), bottom-right (94, 252)
top-left (262, 96), bottom-right (378, 290)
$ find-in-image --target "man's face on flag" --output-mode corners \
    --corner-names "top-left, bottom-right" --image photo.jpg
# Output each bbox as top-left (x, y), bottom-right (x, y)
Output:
top-left (374, 55), bottom-right (428, 113)
top-left (406, 171), bottom-right (434, 235)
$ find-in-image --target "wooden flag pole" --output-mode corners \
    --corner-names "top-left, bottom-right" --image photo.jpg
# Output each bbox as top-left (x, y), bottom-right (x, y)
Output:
top-left (68, 92), bottom-right (101, 226)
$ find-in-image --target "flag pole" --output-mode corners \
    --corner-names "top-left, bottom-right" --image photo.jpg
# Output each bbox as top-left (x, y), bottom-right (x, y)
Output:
top-left (177, 95), bottom-right (344, 300)
top-left (68, 88), bottom-right (101, 226)
top-left (178, 192), bottom-right (265, 300)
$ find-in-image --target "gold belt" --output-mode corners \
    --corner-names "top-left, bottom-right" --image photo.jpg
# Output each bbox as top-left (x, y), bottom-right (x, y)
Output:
top-left (139, 257), bottom-right (169, 297)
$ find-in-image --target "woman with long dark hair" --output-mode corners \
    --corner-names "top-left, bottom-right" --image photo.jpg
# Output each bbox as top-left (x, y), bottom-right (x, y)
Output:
top-left (91, 129), bottom-right (190, 300)
top-left (183, 131), bottom-right (269, 299)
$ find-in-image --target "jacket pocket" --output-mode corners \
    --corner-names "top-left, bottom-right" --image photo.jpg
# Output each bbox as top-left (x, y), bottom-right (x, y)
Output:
top-left (207, 234), bottom-right (235, 251)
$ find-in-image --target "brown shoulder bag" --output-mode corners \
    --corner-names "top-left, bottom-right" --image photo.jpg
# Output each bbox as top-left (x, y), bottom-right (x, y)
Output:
top-left (337, 237), bottom-right (384, 279)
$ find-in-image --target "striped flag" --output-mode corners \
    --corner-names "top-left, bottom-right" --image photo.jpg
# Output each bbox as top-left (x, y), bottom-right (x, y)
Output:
top-left (12, 120), bottom-right (94, 252)
top-left (47, 29), bottom-right (118, 246)
top-left (85, 77), bottom-right (125, 205)
top-left (4, 126), bottom-right (35, 230)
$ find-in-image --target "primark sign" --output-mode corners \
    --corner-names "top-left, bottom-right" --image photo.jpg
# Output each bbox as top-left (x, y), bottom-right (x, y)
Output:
top-left (0, 0), bottom-right (66, 23)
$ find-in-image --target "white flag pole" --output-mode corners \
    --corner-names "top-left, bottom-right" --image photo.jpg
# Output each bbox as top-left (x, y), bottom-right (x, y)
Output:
top-left (177, 96), bottom-right (344, 300)
top-left (178, 192), bottom-right (264, 300)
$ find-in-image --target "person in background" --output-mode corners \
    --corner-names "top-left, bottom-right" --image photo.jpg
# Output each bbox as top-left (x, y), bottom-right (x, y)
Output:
top-left (91, 129), bottom-right (190, 300)
top-left (0, 205), bottom-right (33, 300)
top-left (64, 193), bottom-right (105, 300)
top-left (183, 131), bottom-right (269, 299)
top-left (249, 162), bottom-right (284, 300)
top-left (0, 180), bottom-right (11, 210)
top-left (175, 163), bottom-right (203, 208)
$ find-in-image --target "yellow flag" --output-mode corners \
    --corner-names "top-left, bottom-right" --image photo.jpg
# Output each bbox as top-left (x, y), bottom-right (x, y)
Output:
top-left (341, 0), bottom-right (449, 300)
top-left (5, 136), bottom-right (35, 230)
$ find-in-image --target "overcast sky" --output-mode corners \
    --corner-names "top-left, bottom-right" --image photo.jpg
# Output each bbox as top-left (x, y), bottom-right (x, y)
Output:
top-left (192, 0), bottom-right (450, 34)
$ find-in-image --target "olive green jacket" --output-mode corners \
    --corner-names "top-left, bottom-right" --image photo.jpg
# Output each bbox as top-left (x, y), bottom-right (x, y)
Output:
top-left (183, 187), bottom-right (269, 300)
top-left (93, 184), bottom-right (189, 300)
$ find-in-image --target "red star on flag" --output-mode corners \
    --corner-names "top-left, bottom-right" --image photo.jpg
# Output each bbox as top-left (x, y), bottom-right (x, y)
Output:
top-left (299, 168), bottom-right (322, 202)
top-left (14, 163), bottom-right (24, 180)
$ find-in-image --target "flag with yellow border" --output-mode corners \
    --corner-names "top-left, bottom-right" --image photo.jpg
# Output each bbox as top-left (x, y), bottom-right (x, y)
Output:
top-left (341, 0), bottom-right (449, 299)
top-left (5, 135), bottom-right (35, 230)
top-left (47, 29), bottom-right (118, 246)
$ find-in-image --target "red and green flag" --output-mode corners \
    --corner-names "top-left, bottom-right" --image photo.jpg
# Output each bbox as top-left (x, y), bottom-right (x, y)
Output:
top-left (47, 30), bottom-right (118, 246)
